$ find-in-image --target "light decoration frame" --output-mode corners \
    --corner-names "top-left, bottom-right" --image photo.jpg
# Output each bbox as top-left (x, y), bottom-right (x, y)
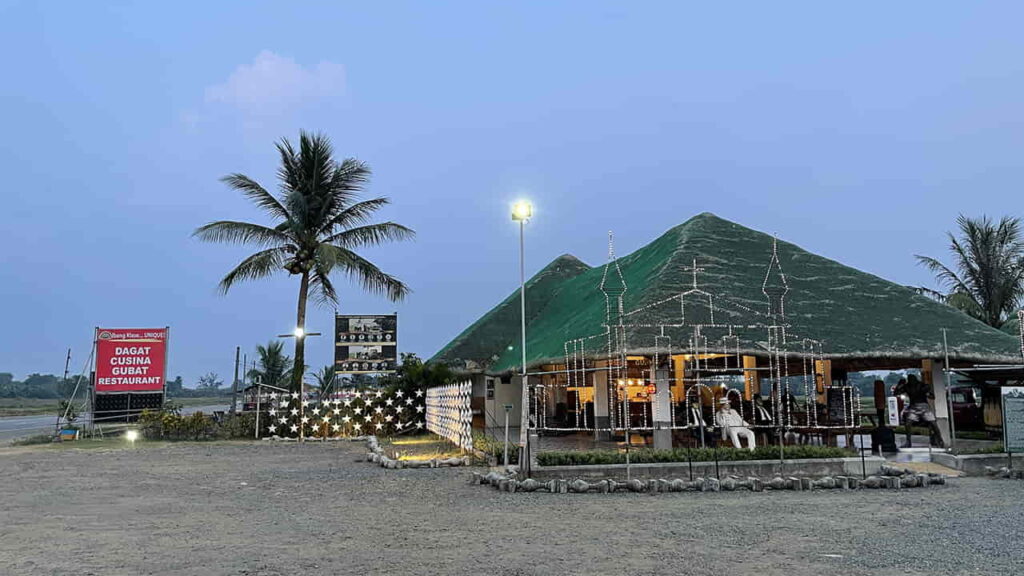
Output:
top-left (529, 234), bottom-right (859, 437)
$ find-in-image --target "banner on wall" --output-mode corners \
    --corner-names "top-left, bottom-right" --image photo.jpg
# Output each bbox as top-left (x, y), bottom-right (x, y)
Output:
top-left (94, 328), bottom-right (169, 393)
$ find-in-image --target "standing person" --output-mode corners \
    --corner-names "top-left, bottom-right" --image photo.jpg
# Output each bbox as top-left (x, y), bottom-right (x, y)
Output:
top-left (893, 375), bottom-right (944, 448)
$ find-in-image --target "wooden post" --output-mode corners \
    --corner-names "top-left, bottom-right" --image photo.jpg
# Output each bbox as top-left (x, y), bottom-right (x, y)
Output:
top-left (742, 356), bottom-right (760, 401)
top-left (814, 359), bottom-right (831, 405)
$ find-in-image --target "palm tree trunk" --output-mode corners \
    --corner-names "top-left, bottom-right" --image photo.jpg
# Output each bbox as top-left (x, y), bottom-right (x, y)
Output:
top-left (291, 271), bottom-right (310, 394)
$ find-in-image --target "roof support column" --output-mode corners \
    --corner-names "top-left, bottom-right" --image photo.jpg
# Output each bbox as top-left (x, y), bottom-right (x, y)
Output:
top-left (652, 367), bottom-right (672, 450)
top-left (922, 358), bottom-right (951, 447)
top-left (815, 360), bottom-right (831, 406)
top-left (594, 369), bottom-right (610, 441)
top-left (742, 356), bottom-right (760, 401)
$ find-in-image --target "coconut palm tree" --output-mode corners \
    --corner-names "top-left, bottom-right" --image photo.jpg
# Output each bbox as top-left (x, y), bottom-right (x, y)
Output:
top-left (196, 132), bottom-right (414, 392)
top-left (916, 214), bottom-right (1024, 328)
top-left (313, 365), bottom-right (337, 401)
top-left (247, 340), bottom-right (293, 390)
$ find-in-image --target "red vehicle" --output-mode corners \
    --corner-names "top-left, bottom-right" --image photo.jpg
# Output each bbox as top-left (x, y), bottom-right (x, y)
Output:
top-left (948, 385), bottom-right (984, 430)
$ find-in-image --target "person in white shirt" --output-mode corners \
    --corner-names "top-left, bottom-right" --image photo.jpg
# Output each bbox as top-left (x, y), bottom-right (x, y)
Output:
top-left (716, 397), bottom-right (756, 451)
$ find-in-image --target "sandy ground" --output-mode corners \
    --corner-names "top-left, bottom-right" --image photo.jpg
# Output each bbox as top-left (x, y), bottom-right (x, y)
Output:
top-left (1, 440), bottom-right (1022, 576)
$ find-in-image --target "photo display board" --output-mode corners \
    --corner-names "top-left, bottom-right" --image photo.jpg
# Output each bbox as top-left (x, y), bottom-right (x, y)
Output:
top-left (335, 315), bottom-right (397, 373)
top-left (1002, 387), bottom-right (1024, 453)
top-left (95, 328), bottom-right (169, 393)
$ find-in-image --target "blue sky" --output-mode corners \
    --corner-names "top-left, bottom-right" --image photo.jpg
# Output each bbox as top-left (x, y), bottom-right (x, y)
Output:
top-left (1, 2), bottom-right (1023, 383)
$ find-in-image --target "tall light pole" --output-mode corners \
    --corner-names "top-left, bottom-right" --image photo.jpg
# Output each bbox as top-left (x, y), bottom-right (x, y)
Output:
top-left (511, 200), bottom-right (532, 466)
top-left (279, 327), bottom-right (322, 441)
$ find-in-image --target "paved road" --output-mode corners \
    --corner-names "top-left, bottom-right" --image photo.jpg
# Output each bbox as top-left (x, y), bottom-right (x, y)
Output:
top-left (0, 404), bottom-right (230, 443)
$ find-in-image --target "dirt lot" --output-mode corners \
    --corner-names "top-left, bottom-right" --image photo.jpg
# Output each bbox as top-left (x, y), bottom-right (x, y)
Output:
top-left (1, 439), bottom-right (1022, 576)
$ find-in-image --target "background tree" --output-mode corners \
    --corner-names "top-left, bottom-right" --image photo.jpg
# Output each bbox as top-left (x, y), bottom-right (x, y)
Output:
top-left (384, 353), bottom-right (455, 395)
top-left (195, 132), bottom-right (414, 393)
top-left (247, 340), bottom-right (293, 390)
top-left (916, 214), bottom-right (1024, 327)
top-left (313, 365), bottom-right (337, 401)
top-left (196, 372), bottom-right (223, 391)
top-left (166, 376), bottom-right (184, 395)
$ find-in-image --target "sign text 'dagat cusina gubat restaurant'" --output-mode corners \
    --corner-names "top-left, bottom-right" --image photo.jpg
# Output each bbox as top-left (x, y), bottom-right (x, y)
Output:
top-left (93, 328), bottom-right (169, 422)
top-left (95, 328), bottom-right (169, 392)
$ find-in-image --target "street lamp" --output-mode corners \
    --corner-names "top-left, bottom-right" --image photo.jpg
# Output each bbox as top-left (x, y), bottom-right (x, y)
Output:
top-left (511, 200), bottom-right (532, 466)
top-left (278, 327), bottom-right (322, 441)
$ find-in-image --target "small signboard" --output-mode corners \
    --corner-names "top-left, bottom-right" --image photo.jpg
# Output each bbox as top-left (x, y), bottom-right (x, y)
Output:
top-left (1001, 387), bottom-right (1024, 454)
top-left (887, 396), bottom-right (900, 427)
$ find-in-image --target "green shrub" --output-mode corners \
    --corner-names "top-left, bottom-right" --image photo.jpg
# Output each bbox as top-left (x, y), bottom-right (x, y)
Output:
top-left (536, 445), bottom-right (854, 467)
top-left (472, 431), bottom-right (518, 465)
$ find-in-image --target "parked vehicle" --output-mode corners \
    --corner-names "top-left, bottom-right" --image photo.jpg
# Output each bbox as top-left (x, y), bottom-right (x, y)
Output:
top-left (948, 385), bottom-right (983, 430)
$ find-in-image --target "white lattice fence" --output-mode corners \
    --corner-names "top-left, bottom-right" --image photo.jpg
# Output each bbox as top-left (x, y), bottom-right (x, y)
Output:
top-left (426, 381), bottom-right (474, 451)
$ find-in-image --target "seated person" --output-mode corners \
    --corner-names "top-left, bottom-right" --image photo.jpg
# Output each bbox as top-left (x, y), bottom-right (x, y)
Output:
top-left (752, 394), bottom-right (773, 426)
top-left (715, 397), bottom-right (756, 451)
top-left (687, 403), bottom-right (716, 447)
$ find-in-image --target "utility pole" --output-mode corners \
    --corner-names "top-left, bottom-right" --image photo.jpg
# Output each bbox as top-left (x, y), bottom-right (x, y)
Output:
top-left (54, 348), bottom-right (72, 434)
top-left (231, 346), bottom-right (240, 414)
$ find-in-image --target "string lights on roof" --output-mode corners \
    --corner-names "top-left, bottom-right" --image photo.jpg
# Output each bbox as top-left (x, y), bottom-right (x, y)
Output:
top-left (541, 232), bottom-right (855, 436)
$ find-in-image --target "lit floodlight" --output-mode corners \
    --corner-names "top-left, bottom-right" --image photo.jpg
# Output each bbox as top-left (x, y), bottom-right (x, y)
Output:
top-left (294, 327), bottom-right (305, 338)
top-left (125, 430), bottom-right (139, 442)
top-left (511, 200), bottom-right (533, 221)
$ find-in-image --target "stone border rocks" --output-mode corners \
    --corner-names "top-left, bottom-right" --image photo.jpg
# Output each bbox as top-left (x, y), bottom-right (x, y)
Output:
top-left (472, 466), bottom-right (946, 494)
top-left (983, 466), bottom-right (1024, 480)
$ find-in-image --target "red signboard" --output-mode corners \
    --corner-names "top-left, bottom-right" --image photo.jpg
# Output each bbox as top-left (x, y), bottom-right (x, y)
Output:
top-left (94, 328), bottom-right (168, 393)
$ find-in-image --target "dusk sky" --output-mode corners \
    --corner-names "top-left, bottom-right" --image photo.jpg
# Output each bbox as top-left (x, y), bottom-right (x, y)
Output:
top-left (2, 2), bottom-right (1023, 384)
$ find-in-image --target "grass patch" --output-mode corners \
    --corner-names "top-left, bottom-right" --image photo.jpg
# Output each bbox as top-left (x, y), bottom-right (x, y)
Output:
top-left (537, 445), bottom-right (855, 467)
top-left (380, 433), bottom-right (466, 461)
top-left (11, 433), bottom-right (55, 446)
top-left (0, 398), bottom-right (60, 417)
top-left (958, 443), bottom-right (1006, 455)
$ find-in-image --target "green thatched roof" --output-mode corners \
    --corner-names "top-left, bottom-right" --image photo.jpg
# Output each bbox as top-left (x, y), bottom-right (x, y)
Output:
top-left (434, 213), bottom-right (1023, 373)
top-left (430, 254), bottom-right (591, 369)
